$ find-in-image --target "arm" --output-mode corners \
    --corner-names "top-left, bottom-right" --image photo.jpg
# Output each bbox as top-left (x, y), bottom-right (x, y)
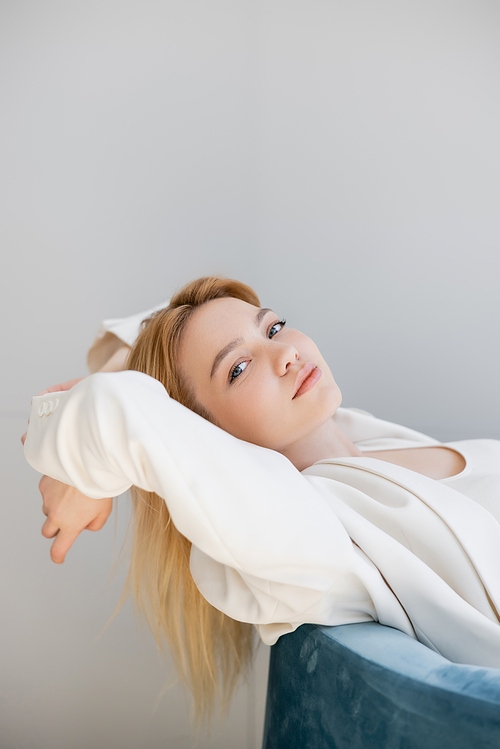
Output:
top-left (95, 344), bottom-right (130, 373)
top-left (86, 300), bottom-right (169, 373)
top-left (24, 303), bottom-right (168, 562)
top-left (24, 372), bottom-right (357, 616)
top-left (23, 345), bottom-right (129, 564)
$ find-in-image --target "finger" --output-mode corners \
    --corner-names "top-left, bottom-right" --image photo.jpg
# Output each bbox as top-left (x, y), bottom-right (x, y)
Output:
top-left (50, 528), bottom-right (81, 564)
top-left (37, 386), bottom-right (61, 396)
top-left (37, 378), bottom-right (85, 397)
top-left (38, 474), bottom-right (57, 499)
top-left (39, 475), bottom-right (50, 493)
top-left (85, 515), bottom-right (108, 531)
top-left (42, 518), bottom-right (60, 539)
top-left (37, 384), bottom-right (66, 396)
top-left (21, 432), bottom-right (27, 446)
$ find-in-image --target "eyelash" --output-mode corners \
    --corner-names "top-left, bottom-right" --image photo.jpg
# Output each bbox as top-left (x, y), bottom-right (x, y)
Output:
top-left (228, 319), bottom-right (287, 384)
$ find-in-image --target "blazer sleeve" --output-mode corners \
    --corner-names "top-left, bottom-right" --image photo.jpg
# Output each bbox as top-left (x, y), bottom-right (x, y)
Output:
top-left (24, 371), bottom-right (359, 620)
top-left (87, 301), bottom-right (170, 373)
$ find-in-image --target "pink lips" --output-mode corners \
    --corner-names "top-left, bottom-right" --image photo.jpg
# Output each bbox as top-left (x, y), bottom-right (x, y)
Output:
top-left (292, 363), bottom-right (322, 399)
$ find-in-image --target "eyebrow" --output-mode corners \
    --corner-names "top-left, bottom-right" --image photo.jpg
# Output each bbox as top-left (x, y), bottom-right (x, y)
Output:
top-left (210, 307), bottom-right (273, 380)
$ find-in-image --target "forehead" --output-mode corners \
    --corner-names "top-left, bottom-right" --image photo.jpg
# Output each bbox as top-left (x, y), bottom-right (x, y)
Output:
top-left (179, 296), bottom-right (262, 372)
top-left (190, 296), bottom-right (260, 339)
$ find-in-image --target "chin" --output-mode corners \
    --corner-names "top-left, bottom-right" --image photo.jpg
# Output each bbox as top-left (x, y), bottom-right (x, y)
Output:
top-left (324, 382), bottom-right (342, 415)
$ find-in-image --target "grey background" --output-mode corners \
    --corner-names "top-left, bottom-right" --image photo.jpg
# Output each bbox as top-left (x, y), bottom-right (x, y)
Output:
top-left (1, 1), bottom-right (499, 748)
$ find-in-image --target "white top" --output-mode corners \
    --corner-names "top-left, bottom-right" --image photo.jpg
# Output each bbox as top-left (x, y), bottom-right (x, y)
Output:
top-left (440, 440), bottom-right (500, 514)
top-left (359, 434), bottom-right (500, 522)
top-left (23, 304), bottom-right (500, 669)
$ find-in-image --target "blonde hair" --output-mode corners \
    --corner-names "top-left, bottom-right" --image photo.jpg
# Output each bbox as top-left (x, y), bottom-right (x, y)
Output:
top-left (123, 276), bottom-right (260, 724)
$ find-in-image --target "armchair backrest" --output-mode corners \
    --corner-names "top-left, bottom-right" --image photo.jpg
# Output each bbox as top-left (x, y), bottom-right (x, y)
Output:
top-left (263, 622), bottom-right (500, 748)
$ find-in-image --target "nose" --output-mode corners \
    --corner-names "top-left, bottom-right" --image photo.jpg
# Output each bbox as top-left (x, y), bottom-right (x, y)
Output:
top-left (272, 340), bottom-right (299, 375)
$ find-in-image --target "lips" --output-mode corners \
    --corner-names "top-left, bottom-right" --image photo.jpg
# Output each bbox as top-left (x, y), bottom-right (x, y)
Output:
top-left (292, 363), bottom-right (322, 399)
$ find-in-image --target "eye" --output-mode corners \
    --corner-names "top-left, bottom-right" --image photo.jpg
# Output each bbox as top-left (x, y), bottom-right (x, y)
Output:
top-left (268, 319), bottom-right (286, 339)
top-left (229, 360), bottom-right (249, 383)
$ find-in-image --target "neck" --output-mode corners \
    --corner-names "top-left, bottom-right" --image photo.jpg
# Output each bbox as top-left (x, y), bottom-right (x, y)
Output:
top-left (280, 416), bottom-right (364, 472)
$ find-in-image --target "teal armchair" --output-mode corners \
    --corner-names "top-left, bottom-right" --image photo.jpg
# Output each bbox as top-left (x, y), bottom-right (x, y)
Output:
top-left (263, 622), bottom-right (500, 748)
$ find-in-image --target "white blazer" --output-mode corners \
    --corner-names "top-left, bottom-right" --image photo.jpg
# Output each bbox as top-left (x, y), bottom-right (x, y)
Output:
top-left (24, 307), bottom-right (500, 668)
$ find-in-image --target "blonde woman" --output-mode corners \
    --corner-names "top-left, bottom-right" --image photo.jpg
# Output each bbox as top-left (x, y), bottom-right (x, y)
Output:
top-left (24, 276), bottom-right (500, 722)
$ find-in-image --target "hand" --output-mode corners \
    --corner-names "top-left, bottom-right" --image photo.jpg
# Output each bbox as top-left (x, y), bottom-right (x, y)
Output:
top-left (39, 475), bottom-right (113, 563)
top-left (21, 377), bottom-right (86, 446)
top-left (36, 377), bottom-right (86, 396)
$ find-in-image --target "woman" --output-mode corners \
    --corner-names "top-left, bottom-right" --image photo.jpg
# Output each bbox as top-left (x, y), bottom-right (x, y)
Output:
top-left (24, 275), bottom-right (500, 722)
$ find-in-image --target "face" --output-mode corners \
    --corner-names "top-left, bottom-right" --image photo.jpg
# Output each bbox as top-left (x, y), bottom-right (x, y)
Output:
top-left (178, 297), bottom-right (342, 452)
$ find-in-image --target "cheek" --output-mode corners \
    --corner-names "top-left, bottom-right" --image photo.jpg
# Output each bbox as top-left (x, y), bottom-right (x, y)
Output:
top-left (214, 380), bottom-right (281, 442)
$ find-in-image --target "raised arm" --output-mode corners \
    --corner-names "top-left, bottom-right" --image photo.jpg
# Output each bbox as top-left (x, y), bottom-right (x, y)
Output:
top-left (23, 302), bottom-right (171, 562)
top-left (86, 299), bottom-right (169, 373)
top-left (24, 371), bottom-right (362, 625)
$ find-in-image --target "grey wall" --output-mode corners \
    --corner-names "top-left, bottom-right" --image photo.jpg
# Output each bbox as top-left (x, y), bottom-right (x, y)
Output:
top-left (1, 2), bottom-right (499, 748)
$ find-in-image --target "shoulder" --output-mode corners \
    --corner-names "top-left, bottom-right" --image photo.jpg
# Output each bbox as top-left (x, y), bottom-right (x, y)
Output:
top-left (334, 407), bottom-right (439, 447)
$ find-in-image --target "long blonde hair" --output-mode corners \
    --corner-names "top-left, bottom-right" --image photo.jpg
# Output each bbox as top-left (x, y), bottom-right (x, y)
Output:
top-left (124, 276), bottom-right (260, 723)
